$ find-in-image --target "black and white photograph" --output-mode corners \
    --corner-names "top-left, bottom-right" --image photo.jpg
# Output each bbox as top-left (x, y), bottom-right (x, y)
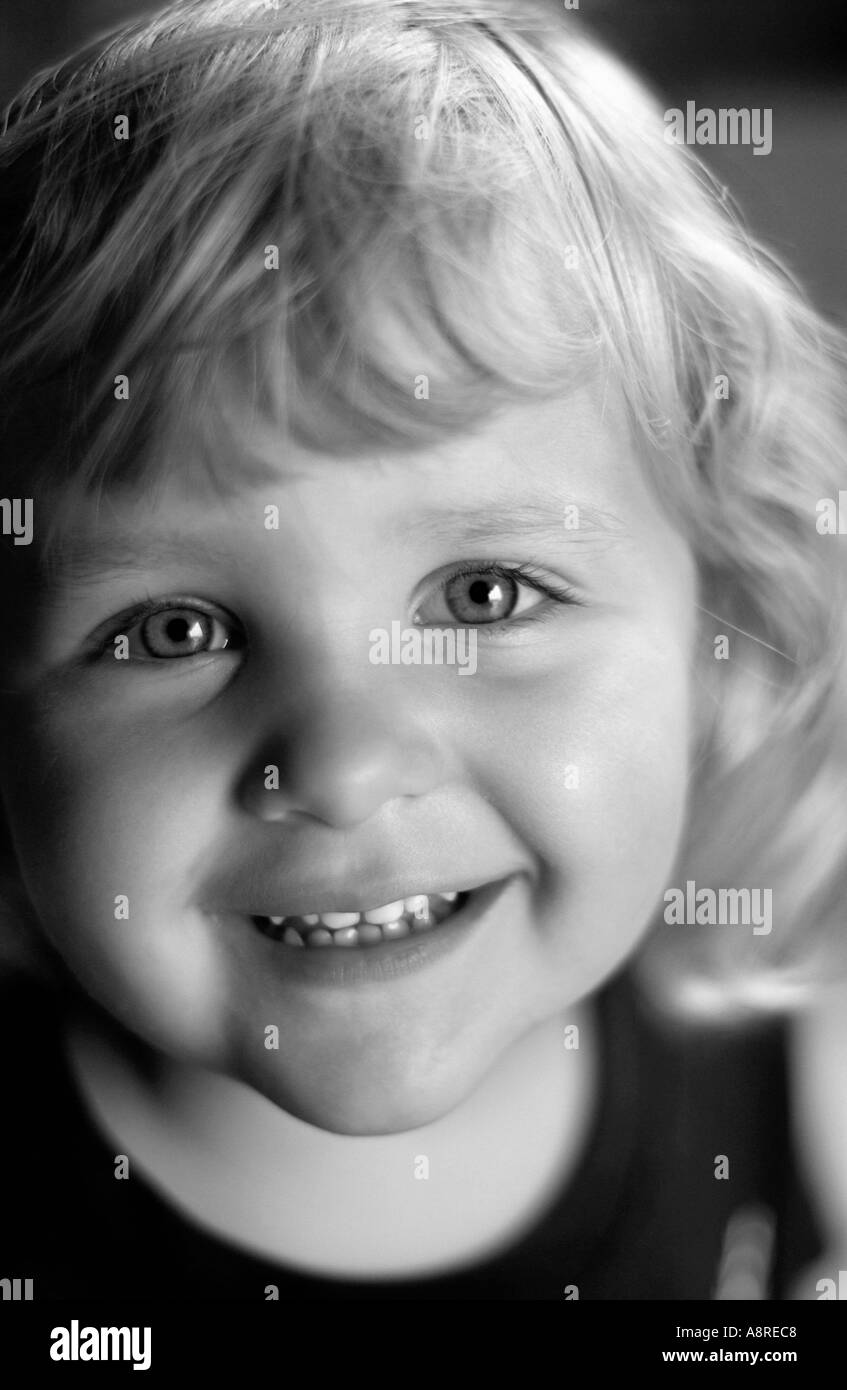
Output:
top-left (0, 0), bottom-right (846, 1365)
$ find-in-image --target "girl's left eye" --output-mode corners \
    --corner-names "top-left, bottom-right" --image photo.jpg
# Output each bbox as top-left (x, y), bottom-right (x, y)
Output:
top-left (115, 605), bottom-right (243, 661)
top-left (413, 563), bottom-right (579, 627)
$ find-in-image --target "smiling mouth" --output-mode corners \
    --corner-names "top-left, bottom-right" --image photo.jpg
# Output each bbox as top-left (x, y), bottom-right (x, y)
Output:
top-left (251, 890), bottom-right (469, 949)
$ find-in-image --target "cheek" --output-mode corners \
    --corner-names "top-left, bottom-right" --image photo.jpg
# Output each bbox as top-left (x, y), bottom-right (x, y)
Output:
top-left (469, 621), bottom-right (693, 981)
top-left (0, 698), bottom-right (233, 1052)
top-left (3, 700), bottom-right (193, 895)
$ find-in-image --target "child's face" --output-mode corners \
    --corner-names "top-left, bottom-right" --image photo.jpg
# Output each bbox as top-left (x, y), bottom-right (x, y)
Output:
top-left (0, 381), bottom-right (697, 1133)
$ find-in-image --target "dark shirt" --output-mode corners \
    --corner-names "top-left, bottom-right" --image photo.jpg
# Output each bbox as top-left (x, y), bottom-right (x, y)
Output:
top-left (0, 968), bottom-right (823, 1299)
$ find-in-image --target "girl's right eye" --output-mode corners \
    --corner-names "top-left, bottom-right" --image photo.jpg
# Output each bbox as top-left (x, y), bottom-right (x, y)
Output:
top-left (102, 603), bottom-right (245, 662)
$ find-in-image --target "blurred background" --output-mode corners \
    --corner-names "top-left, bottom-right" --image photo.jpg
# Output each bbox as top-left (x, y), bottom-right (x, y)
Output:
top-left (1, 0), bottom-right (845, 322)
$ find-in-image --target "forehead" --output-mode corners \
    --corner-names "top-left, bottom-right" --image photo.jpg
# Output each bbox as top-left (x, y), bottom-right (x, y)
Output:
top-left (94, 378), bottom-right (630, 500)
top-left (38, 379), bottom-right (684, 587)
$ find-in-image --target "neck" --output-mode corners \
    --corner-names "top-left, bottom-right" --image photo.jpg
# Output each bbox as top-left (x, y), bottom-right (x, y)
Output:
top-left (65, 1003), bottom-right (598, 1279)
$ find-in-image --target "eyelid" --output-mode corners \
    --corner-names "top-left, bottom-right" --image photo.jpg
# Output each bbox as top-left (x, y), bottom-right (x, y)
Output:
top-left (412, 560), bottom-right (583, 628)
top-left (88, 596), bottom-right (245, 660)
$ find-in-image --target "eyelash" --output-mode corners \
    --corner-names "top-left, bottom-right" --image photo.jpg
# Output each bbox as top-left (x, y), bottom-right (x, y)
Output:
top-left (414, 562), bottom-right (582, 632)
top-left (92, 597), bottom-right (242, 663)
top-left (91, 563), bottom-right (581, 663)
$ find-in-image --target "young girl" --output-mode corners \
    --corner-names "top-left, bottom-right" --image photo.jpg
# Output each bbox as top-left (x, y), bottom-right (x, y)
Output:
top-left (1, 0), bottom-right (846, 1301)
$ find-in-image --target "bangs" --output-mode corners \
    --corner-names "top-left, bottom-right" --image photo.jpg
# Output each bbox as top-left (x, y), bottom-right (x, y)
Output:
top-left (0, 0), bottom-right (619, 499)
top-left (119, 172), bottom-right (604, 492)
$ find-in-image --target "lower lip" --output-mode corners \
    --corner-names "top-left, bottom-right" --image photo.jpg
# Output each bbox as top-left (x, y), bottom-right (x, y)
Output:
top-left (243, 879), bottom-right (510, 986)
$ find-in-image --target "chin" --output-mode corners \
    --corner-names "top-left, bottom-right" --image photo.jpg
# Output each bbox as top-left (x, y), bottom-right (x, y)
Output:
top-left (242, 1063), bottom-right (472, 1136)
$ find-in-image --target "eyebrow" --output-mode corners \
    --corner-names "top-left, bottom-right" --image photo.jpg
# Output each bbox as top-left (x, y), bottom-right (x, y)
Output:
top-left (404, 500), bottom-right (628, 547)
top-left (40, 533), bottom-right (224, 590)
top-left (40, 498), bottom-right (627, 590)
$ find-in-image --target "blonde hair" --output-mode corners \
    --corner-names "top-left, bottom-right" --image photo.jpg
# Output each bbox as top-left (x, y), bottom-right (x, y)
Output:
top-left (1, 0), bottom-right (846, 1014)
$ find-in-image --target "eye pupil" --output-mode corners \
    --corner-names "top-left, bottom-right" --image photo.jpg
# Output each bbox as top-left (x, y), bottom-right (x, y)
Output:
top-left (469, 579), bottom-right (495, 605)
top-left (166, 617), bottom-right (191, 642)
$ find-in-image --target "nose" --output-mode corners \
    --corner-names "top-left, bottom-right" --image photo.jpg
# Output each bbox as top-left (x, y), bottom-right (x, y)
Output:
top-left (238, 679), bottom-right (451, 830)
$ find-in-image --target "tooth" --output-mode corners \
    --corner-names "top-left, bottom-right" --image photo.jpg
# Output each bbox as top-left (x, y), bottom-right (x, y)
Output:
top-left (432, 894), bottom-right (461, 923)
top-left (302, 914), bottom-right (320, 926)
top-left (357, 923), bottom-right (384, 945)
top-left (440, 892), bottom-right (458, 903)
top-left (363, 901), bottom-right (405, 924)
top-left (283, 927), bottom-right (305, 947)
top-left (411, 916), bottom-right (433, 932)
top-left (320, 911), bottom-right (361, 929)
top-left (306, 928), bottom-right (334, 947)
top-left (404, 895), bottom-right (430, 920)
top-left (382, 918), bottom-right (410, 939)
top-left (269, 916), bottom-right (285, 926)
top-left (331, 927), bottom-right (359, 947)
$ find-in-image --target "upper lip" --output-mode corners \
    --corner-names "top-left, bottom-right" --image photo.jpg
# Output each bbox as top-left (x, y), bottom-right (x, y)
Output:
top-left (199, 811), bottom-right (527, 919)
top-left (243, 875), bottom-right (504, 919)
